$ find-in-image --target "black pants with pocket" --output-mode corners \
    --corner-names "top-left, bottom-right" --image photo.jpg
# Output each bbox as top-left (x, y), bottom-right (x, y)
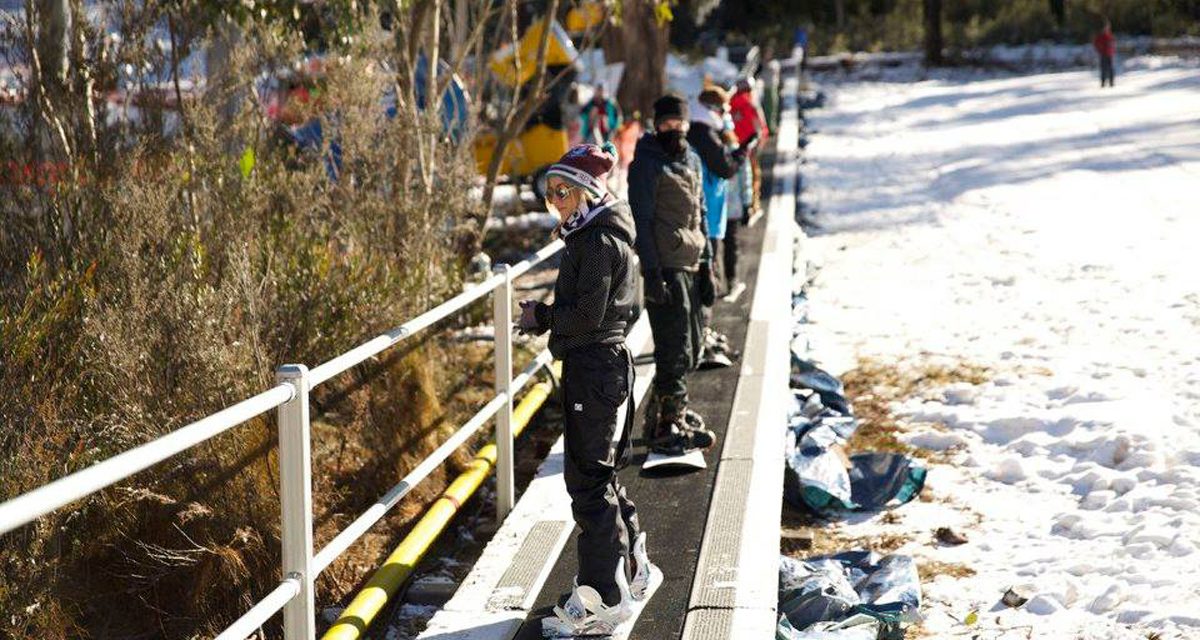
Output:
top-left (645, 269), bottom-right (701, 414)
top-left (723, 221), bottom-right (741, 288)
top-left (562, 342), bottom-right (640, 606)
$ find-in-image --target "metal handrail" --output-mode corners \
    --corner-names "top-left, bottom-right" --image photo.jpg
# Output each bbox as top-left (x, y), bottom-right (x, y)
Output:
top-left (0, 385), bottom-right (295, 535)
top-left (312, 392), bottom-right (507, 574)
top-left (0, 240), bottom-right (566, 640)
top-left (214, 577), bottom-right (302, 640)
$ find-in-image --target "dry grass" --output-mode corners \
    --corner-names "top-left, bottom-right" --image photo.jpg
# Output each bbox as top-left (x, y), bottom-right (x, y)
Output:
top-left (840, 357), bottom-right (990, 461)
top-left (781, 356), bottom-right (992, 561)
top-left (0, 6), bottom-right (499, 637)
top-left (917, 560), bottom-right (978, 582)
top-left (781, 503), bottom-right (915, 558)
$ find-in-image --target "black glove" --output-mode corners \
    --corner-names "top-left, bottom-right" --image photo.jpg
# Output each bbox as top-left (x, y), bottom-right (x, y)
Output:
top-left (643, 269), bottom-right (671, 305)
top-left (517, 300), bottom-right (550, 335)
top-left (731, 145), bottom-right (748, 163)
top-left (697, 261), bottom-right (716, 307)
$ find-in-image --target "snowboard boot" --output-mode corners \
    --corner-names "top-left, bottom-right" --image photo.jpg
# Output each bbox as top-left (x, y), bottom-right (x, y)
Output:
top-left (698, 328), bottom-right (738, 367)
top-left (640, 390), bottom-right (662, 443)
top-left (707, 328), bottom-right (740, 357)
top-left (697, 344), bottom-right (734, 370)
top-left (650, 410), bottom-right (714, 454)
top-left (542, 559), bottom-right (633, 637)
top-left (682, 408), bottom-right (715, 449)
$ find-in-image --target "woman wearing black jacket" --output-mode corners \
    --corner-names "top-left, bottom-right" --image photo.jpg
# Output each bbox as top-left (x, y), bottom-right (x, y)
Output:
top-left (519, 143), bottom-right (662, 635)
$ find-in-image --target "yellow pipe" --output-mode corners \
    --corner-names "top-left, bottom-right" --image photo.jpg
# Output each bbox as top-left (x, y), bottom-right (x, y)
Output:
top-left (321, 364), bottom-right (559, 640)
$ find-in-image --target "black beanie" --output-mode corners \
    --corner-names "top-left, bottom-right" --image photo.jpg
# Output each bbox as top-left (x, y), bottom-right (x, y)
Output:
top-left (653, 93), bottom-right (688, 125)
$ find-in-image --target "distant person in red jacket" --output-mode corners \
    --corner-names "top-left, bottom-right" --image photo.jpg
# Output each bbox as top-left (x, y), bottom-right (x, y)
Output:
top-left (730, 78), bottom-right (769, 213)
top-left (1093, 21), bottom-right (1116, 88)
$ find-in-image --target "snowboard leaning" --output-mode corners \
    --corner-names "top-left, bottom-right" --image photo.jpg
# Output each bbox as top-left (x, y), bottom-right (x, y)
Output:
top-left (642, 448), bottom-right (707, 471)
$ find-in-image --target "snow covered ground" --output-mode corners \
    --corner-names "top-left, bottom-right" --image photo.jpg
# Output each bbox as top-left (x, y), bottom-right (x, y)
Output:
top-left (800, 56), bottom-right (1200, 639)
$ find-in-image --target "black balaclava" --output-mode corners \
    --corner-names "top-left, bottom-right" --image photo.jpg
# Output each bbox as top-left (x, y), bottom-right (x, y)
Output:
top-left (652, 94), bottom-right (689, 156)
top-left (656, 129), bottom-right (686, 156)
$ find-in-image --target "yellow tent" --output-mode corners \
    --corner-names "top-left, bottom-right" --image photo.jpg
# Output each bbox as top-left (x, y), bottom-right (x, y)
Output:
top-left (488, 18), bottom-right (579, 87)
top-left (566, 2), bottom-right (605, 34)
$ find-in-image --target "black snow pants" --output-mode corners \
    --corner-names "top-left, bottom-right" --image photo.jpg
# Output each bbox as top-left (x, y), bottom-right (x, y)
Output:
top-left (1100, 55), bottom-right (1115, 87)
top-left (645, 269), bottom-right (702, 417)
top-left (562, 342), bottom-right (640, 606)
top-left (723, 221), bottom-right (741, 289)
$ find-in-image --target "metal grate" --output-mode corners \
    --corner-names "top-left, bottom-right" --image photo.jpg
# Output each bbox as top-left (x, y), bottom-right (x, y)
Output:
top-left (690, 459), bottom-right (753, 609)
top-left (486, 520), bottom-right (568, 611)
top-left (681, 608), bottom-right (734, 640)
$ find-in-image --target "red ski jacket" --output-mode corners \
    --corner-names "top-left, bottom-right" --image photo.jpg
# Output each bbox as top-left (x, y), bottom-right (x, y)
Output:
top-left (1093, 30), bottom-right (1116, 57)
top-left (730, 90), bottom-right (768, 146)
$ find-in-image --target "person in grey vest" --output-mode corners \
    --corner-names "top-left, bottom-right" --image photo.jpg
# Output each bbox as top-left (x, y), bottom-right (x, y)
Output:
top-left (627, 94), bottom-right (717, 454)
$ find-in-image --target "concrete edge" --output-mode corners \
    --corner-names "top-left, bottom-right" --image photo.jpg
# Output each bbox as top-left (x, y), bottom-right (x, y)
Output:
top-left (682, 61), bottom-right (801, 639)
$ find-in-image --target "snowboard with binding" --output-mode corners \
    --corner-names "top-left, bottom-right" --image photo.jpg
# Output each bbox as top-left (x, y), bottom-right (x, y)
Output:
top-left (541, 557), bottom-right (663, 639)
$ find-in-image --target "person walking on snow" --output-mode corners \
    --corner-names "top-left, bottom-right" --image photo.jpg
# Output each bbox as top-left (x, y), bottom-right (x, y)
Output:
top-left (1094, 21), bottom-right (1117, 88)
top-left (518, 143), bottom-right (661, 635)
top-left (628, 94), bottom-right (717, 453)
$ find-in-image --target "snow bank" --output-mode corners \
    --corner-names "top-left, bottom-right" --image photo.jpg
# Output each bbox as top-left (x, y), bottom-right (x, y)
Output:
top-left (801, 53), bottom-right (1200, 639)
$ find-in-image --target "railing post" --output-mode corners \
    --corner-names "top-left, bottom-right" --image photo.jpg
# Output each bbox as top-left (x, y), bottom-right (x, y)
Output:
top-left (276, 364), bottom-right (315, 640)
top-left (493, 264), bottom-right (515, 522)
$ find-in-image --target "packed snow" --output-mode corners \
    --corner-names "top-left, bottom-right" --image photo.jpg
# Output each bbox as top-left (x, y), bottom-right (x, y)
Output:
top-left (800, 55), bottom-right (1200, 639)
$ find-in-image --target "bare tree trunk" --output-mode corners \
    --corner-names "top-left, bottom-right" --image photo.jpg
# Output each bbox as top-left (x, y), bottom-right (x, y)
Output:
top-left (602, 0), bottom-right (668, 119)
top-left (923, 0), bottom-right (944, 66)
top-left (36, 0), bottom-right (70, 92)
top-left (424, 0), bottom-right (441, 193)
top-left (452, 0), bottom-right (469, 62)
top-left (835, 0), bottom-right (846, 32)
top-left (69, 0), bottom-right (96, 163)
top-left (205, 17), bottom-right (243, 152)
top-left (479, 0), bottom-right (561, 212)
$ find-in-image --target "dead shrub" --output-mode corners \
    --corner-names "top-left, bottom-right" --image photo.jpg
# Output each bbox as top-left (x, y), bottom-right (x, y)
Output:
top-left (0, 4), bottom-right (493, 638)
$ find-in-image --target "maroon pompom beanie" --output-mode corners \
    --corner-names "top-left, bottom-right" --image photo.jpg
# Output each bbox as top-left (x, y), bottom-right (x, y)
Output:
top-left (546, 142), bottom-right (617, 198)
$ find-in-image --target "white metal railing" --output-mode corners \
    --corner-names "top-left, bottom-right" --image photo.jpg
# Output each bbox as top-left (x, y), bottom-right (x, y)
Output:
top-left (0, 238), bottom-right (566, 640)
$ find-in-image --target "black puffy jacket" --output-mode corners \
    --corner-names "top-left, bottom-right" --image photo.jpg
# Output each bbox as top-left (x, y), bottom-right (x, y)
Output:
top-left (534, 199), bottom-right (640, 358)
top-left (687, 119), bottom-right (743, 180)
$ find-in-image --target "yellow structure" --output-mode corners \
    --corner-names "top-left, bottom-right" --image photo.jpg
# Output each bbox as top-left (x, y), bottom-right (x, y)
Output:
top-left (473, 124), bottom-right (569, 181)
top-left (566, 2), bottom-right (605, 34)
top-left (488, 18), bottom-right (578, 88)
